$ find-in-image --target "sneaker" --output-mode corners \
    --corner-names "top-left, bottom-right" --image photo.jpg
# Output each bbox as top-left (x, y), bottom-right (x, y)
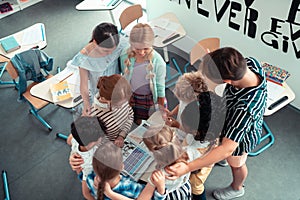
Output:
top-left (216, 159), bottom-right (228, 167)
top-left (213, 185), bottom-right (245, 200)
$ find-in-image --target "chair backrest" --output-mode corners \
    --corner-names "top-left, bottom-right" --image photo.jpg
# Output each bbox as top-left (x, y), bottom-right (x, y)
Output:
top-left (5, 60), bottom-right (18, 80)
top-left (190, 37), bottom-right (220, 65)
top-left (119, 4), bottom-right (143, 31)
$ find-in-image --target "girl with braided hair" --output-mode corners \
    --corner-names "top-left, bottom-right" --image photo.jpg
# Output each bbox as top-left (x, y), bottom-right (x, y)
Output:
top-left (120, 23), bottom-right (166, 125)
top-left (90, 141), bottom-right (166, 200)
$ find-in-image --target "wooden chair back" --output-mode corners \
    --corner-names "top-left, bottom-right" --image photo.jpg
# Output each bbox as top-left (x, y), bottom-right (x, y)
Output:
top-left (190, 37), bottom-right (220, 65)
top-left (119, 4), bottom-right (143, 30)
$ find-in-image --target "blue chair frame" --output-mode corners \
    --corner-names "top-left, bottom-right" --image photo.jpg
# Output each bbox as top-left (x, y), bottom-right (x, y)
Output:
top-left (0, 62), bottom-right (15, 85)
top-left (166, 38), bottom-right (220, 88)
top-left (249, 121), bottom-right (275, 156)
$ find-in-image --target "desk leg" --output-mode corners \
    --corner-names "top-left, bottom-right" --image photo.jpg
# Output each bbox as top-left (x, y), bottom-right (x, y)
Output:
top-left (164, 47), bottom-right (183, 88)
top-left (163, 47), bottom-right (169, 63)
top-left (248, 121), bottom-right (275, 157)
top-left (109, 10), bottom-right (116, 25)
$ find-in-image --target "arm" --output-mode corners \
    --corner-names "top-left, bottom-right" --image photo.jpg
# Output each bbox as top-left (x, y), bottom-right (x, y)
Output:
top-left (69, 152), bottom-right (84, 173)
top-left (154, 52), bottom-right (166, 108)
top-left (66, 134), bottom-right (73, 146)
top-left (168, 104), bottom-right (179, 117)
top-left (114, 106), bottom-right (134, 148)
top-left (82, 181), bottom-right (95, 200)
top-left (104, 182), bottom-right (158, 200)
top-left (165, 138), bottom-right (238, 179)
top-left (79, 67), bottom-right (91, 116)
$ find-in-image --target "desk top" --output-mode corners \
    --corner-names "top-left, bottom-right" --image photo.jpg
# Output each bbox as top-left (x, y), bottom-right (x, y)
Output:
top-left (214, 81), bottom-right (295, 116)
top-left (76, 0), bottom-right (122, 10)
top-left (265, 81), bottom-right (295, 116)
top-left (30, 67), bottom-right (82, 109)
top-left (0, 23), bottom-right (47, 59)
top-left (149, 12), bottom-right (186, 48)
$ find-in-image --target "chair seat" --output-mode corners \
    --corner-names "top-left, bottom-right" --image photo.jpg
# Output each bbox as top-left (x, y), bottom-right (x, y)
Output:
top-left (23, 74), bottom-right (53, 110)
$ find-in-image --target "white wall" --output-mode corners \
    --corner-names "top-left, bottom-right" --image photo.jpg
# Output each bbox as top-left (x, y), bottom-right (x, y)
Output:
top-left (146, 0), bottom-right (300, 109)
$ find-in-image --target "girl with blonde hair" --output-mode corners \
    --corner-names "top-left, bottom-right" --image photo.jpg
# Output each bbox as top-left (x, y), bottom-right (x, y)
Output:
top-left (120, 23), bottom-right (166, 125)
top-left (143, 124), bottom-right (212, 200)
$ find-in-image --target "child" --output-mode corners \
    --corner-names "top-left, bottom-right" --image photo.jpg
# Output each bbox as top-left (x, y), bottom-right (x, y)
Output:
top-left (167, 71), bottom-right (208, 126)
top-left (90, 74), bottom-right (134, 148)
top-left (120, 23), bottom-right (166, 125)
top-left (165, 47), bottom-right (267, 200)
top-left (66, 116), bottom-right (105, 200)
top-left (70, 22), bottom-right (128, 116)
top-left (143, 124), bottom-right (215, 200)
top-left (180, 100), bottom-right (222, 200)
top-left (90, 141), bottom-right (166, 200)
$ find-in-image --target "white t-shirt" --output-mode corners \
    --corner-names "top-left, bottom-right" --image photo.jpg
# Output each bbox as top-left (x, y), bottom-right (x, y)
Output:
top-left (70, 138), bottom-right (98, 181)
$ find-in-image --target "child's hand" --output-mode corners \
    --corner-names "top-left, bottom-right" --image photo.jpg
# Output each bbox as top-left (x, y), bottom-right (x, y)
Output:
top-left (150, 170), bottom-right (165, 195)
top-left (69, 153), bottom-right (83, 172)
top-left (104, 182), bottom-right (113, 195)
top-left (165, 117), bottom-right (180, 128)
top-left (93, 175), bottom-right (100, 189)
top-left (114, 136), bottom-right (125, 148)
top-left (82, 102), bottom-right (91, 116)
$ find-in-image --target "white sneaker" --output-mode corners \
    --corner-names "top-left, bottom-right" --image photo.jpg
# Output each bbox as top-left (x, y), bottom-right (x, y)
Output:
top-left (213, 185), bottom-right (245, 200)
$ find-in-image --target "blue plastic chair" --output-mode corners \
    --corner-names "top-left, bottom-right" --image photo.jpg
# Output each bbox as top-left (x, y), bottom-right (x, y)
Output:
top-left (6, 50), bottom-right (54, 131)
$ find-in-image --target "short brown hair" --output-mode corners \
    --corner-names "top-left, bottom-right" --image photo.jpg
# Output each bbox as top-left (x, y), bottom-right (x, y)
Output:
top-left (97, 74), bottom-right (132, 106)
top-left (201, 47), bottom-right (247, 83)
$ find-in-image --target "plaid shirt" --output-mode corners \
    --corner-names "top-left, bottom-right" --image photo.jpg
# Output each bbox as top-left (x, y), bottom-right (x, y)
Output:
top-left (221, 57), bottom-right (267, 156)
top-left (86, 172), bottom-right (166, 200)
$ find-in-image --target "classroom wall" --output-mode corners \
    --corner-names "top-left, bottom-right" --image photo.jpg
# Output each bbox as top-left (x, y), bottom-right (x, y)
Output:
top-left (146, 0), bottom-right (300, 110)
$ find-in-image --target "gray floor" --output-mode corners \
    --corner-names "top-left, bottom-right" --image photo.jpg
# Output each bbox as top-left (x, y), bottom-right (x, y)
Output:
top-left (1, 0), bottom-right (300, 199)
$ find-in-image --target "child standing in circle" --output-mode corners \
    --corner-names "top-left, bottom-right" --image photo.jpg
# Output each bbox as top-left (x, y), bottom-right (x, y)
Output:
top-left (70, 22), bottom-right (128, 116)
top-left (90, 74), bottom-right (134, 148)
top-left (66, 116), bottom-right (105, 200)
top-left (91, 141), bottom-right (166, 200)
top-left (120, 23), bottom-right (166, 125)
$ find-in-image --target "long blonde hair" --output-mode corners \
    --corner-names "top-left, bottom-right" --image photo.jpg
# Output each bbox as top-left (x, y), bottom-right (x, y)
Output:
top-left (143, 125), bottom-right (189, 169)
top-left (124, 23), bottom-right (155, 76)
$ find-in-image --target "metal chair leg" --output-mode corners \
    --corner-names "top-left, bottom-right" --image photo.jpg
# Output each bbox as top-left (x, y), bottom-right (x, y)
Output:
top-left (28, 103), bottom-right (53, 131)
top-left (249, 121), bottom-right (275, 156)
top-left (165, 58), bottom-right (184, 88)
top-left (0, 62), bottom-right (15, 85)
top-left (2, 170), bottom-right (10, 200)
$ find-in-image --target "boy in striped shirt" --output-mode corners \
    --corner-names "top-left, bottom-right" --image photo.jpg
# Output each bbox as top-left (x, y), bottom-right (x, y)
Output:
top-left (165, 47), bottom-right (267, 200)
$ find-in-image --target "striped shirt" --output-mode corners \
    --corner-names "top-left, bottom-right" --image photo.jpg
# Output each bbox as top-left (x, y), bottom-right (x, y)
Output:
top-left (90, 99), bottom-right (134, 141)
top-left (221, 57), bottom-right (267, 156)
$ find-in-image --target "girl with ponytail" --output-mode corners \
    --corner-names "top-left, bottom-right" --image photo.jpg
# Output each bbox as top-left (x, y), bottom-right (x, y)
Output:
top-left (91, 141), bottom-right (166, 200)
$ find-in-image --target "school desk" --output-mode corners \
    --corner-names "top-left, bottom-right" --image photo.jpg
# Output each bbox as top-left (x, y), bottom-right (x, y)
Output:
top-left (75, 0), bottom-right (123, 24)
top-left (0, 23), bottom-right (47, 59)
top-left (30, 66), bottom-right (82, 109)
top-left (148, 12), bottom-right (186, 88)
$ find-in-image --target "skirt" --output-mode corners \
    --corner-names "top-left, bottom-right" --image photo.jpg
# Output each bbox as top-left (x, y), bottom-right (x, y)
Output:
top-left (130, 92), bottom-right (154, 121)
